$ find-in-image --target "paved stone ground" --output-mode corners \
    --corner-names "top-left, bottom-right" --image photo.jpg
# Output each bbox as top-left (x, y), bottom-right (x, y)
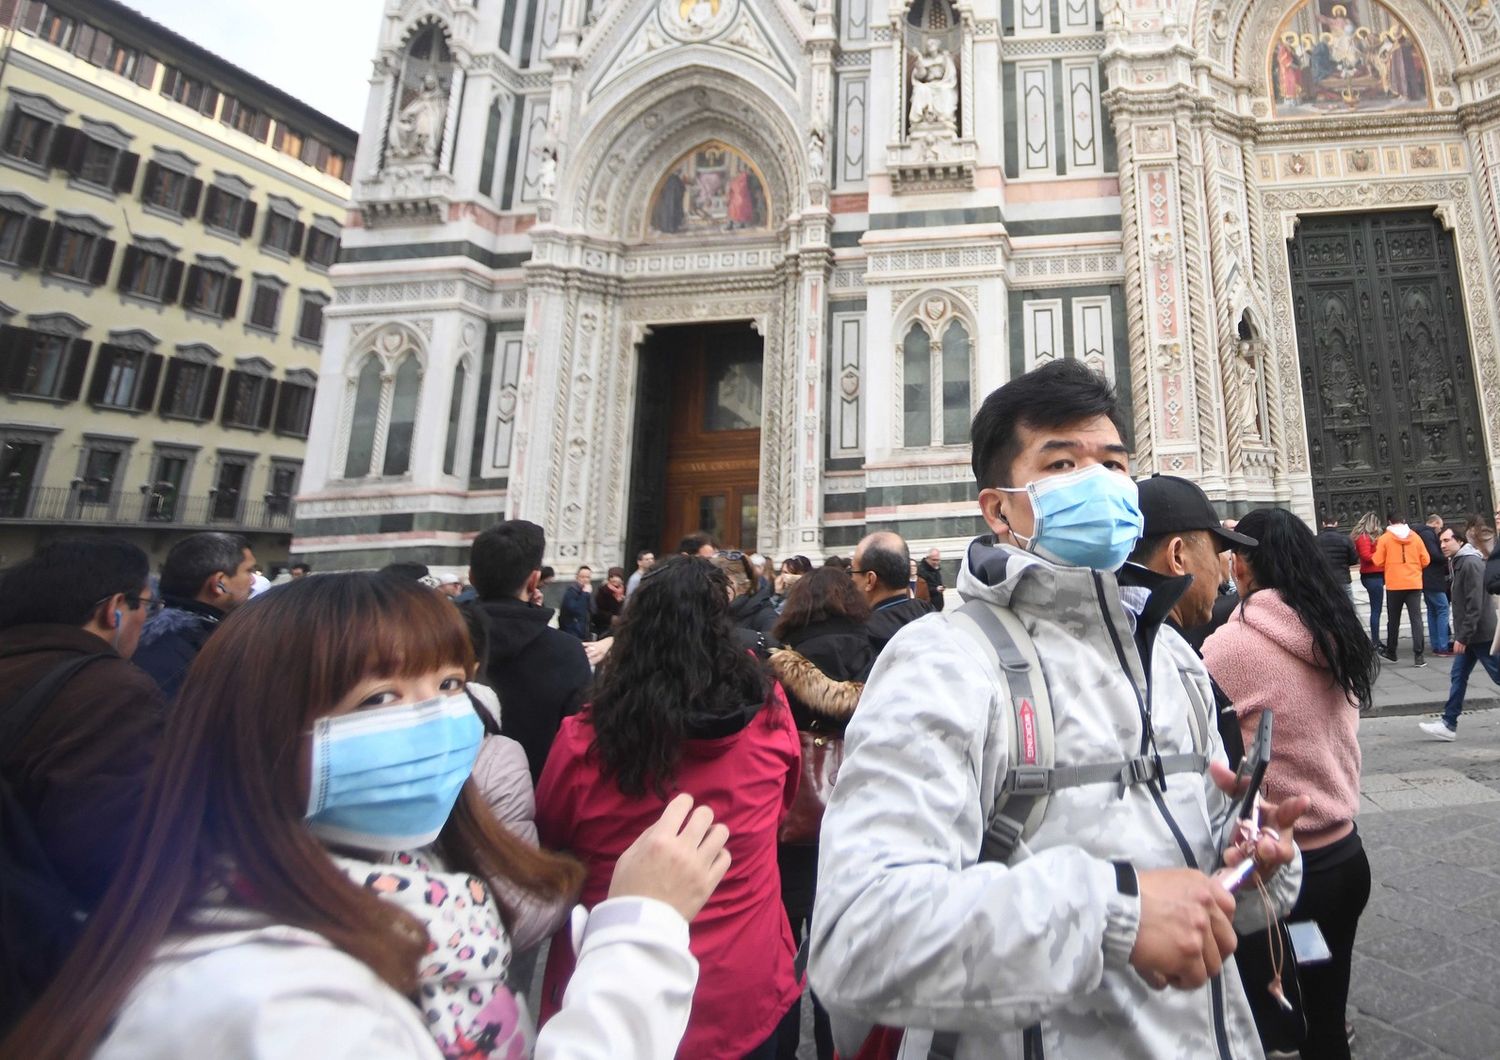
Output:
top-left (1354, 589), bottom-right (1500, 717)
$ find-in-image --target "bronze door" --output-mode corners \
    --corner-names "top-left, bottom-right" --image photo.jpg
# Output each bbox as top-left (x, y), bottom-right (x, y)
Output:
top-left (1290, 210), bottom-right (1492, 526)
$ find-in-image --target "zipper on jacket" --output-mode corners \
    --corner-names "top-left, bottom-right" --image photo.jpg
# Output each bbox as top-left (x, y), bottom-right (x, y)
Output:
top-left (1090, 571), bottom-right (1233, 1060)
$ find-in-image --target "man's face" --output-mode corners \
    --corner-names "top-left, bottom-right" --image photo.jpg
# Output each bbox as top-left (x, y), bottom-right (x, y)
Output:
top-left (291, 567), bottom-right (307, 579)
top-left (639, 552), bottom-right (655, 572)
top-left (576, 568), bottom-right (591, 588)
top-left (850, 547), bottom-right (878, 602)
top-left (695, 543), bottom-right (717, 558)
top-left (220, 549), bottom-right (257, 610)
top-left (115, 582), bottom-right (154, 659)
top-left (925, 548), bottom-right (941, 567)
top-left (1440, 528), bottom-right (1462, 559)
top-left (440, 582), bottom-right (462, 598)
top-left (1176, 533), bottom-right (1223, 628)
top-left (979, 415), bottom-right (1130, 542)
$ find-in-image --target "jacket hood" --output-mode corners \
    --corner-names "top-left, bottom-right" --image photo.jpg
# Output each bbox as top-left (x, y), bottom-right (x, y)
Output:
top-left (958, 534), bottom-right (1104, 618)
top-left (1386, 523), bottom-right (1412, 540)
top-left (682, 693), bottom-right (767, 742)
top-left (472, 597), bottom-right (556, 660)
top-left (1236, 589), bottom-right (1321, 666)
top-left (1456, 543), bottom-right (1482, 563)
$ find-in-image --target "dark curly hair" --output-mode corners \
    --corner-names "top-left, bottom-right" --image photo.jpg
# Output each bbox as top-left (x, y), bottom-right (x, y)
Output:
top-left (773, 564), bottom-right (870, 641)
top-left (585, 555), bottom-right (767, 797)
top-left (1233, 508), bottom-right (1378, 708)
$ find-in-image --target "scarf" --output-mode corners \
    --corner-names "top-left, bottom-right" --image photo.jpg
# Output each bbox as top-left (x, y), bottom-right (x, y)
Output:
top-left (333, 850), bottom-right (534, 1060)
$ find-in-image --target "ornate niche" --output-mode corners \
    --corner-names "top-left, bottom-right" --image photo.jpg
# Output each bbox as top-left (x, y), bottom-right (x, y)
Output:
top-left (1268, 0), bottom-right (1431, 117)
top-left (888, 0), bottom-right (976, 192)
top-left (363, 19), bottom-right (462, 226)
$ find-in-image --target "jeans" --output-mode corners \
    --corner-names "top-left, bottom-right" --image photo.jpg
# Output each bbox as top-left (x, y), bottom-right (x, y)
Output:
top-left (1290, 832), bottom-right (1371, 1060)
top-left (1385, 588), bottom-right (1424, 660)
top-left (777, 844), bottom-right (833, 1060)
top-left (1360, 574), bottom-right (1384, 644)
top-left (1424, 589), bottom-right (1452, 653)
top-left (1443, 645), bottom-right (1500, 729)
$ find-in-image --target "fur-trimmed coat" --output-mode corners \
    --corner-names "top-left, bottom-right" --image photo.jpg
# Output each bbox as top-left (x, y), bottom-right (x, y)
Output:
top-left (768, 617), bottom-right (872, 737)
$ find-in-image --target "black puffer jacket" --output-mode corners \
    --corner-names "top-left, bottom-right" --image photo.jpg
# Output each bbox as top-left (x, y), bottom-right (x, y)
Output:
top-left (730, 583), bottom-right (781, 641)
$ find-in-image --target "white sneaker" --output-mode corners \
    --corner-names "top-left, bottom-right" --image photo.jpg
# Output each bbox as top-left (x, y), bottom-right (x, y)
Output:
top-left (1419, 719), bottom-right (1456, 742)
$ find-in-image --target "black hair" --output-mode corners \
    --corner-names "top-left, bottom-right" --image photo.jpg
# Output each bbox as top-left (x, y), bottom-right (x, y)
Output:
top-left (1233, 508), bottom-right (1377, 708)
top-left (377, 562), bottom-right (430, 581)
top-left (470, 520), bottom-right (545, 601)
top-left (0, 536), bottom-right (150, 630)
top-left (677, 531), bottom-right (717, 555)
top-left (857, 534), bottom-right (909, 591)
top-left (158, 532), bottom-right (251, 599)
top-left (540, 566), bottom-right (555, 581)
top-left (636, 549), bottom-right (654, 562)
top-left (290, 562), bottom-right (311, 575)
top-left (585, 556), bottom-right (767, 797)
top-left (970, 358), bottom-right (1125, 488)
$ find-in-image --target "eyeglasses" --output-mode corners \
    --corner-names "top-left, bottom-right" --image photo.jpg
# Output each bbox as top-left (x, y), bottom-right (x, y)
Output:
top-left (715, 550), bottom-right (747, 561)
top-left (848, 569), bottom-right (875, 577)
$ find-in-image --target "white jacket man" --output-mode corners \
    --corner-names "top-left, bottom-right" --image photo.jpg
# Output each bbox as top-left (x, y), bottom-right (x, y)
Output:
top-left (809, 359), bottom-right (1306, 1059)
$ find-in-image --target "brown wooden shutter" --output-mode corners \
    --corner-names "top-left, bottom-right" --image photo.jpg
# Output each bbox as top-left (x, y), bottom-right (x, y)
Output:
top-left (140, 159), bottom-right (161, 202)
top-left (16, 217), bottom-right (49, 268)
top-left (201, 186), bottom-right (221, 223)
top-left (181, 177), bottom-right (202, 218)
top-left (117, 245), bottom-right (140, 292)
top-left (113, 151), bottom-right (139, 193)
top-left (220, 370), bottom-right (246, 425)
top-left (290, 221), bottom-right (306, 257)
top-left (135, 352), bottom-right (164, 412)
top-left (86, 344), bottom-right (115, 404)
top-left (201, 88), bottom-right (220, 118)
top-left (88, 29), bottom-right (113, 66)
top-left (88, 239), bottom-right (115, 287)
top-left (134, 54), bottom-right (157, 89)
top-left (256, 380), bottom-right (279, 430)
top-left (163, 259), bottom-right (185, 304)
top-left (182, 265), bottom-right (203, 309)
top-left (0, 325), bottom-right (27, 392)
top-left (48, 126), bottom-right (79, 172)
top-left (19, 0), bottom-right (41, 31)
top-left (158, 356), bottom-right (182, 418)
top-left (199, 365), bottom-right (224, 420)
top-left (59, 339), bottom-right (92, 402)
top-left (223, 276), bottom-right (243, 319)
top-left (237, 200), bottom-right (257, 239)
top-left (0, 0), bottom-right (21, 28)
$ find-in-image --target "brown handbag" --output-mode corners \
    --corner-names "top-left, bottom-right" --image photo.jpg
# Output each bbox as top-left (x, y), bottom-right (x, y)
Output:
top-left (779, 729), bottom-right (843, 845)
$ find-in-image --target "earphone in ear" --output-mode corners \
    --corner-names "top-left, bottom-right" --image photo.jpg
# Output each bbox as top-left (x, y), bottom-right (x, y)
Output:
top-left (114, 609), bottom-right (123, 628)
top-left (217, 580), bottom-right (227, 594)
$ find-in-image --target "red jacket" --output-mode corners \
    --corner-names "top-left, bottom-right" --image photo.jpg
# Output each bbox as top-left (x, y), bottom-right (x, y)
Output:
top-left (536, 686), bottom-right (802, 1058)
top-left (1355, 533), bottom-right (1380, 576)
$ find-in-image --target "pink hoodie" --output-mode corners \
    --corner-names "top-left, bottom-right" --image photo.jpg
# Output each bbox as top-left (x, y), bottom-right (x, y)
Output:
top-left (1202, 589), bottom-right (1362, 846)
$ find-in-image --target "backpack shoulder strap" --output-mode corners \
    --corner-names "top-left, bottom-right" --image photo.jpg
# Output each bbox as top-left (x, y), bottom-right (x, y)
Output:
top-left (0, 653), bottom-right (111, 751)
top-left (947, 599), bottom-right (1053, 864)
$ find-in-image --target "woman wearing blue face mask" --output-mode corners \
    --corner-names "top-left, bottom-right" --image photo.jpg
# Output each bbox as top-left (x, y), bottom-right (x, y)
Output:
top-left (4, 573), bottom-right (731, 1060)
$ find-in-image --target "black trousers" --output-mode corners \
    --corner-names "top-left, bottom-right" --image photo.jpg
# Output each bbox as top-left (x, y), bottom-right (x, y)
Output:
top-left (1385, 588), bottom-right (1425, 660)
top-left (776, 843), bottom-right (834, 1060)
top-left (1290, 831), bottom-right (1372, 1060)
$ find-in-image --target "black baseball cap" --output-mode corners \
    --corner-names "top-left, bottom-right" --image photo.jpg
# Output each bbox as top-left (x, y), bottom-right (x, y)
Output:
top-left (1136, 475), bottom-right (1258, 549)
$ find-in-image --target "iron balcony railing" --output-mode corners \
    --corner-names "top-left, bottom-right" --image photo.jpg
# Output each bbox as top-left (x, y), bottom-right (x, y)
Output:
top-left (0, 485), bottom-right (295, 532)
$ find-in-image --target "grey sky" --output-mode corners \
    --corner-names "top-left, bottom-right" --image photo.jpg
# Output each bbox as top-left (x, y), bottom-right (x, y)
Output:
top-left (127, 0), bottom-right (382, 129)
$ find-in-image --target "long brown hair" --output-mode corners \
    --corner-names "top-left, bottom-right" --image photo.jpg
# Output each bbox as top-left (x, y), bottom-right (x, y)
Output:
top-left (5, 573), bottom-right (582, 1059)
top-left (773, 564), bottom-right (871, 641)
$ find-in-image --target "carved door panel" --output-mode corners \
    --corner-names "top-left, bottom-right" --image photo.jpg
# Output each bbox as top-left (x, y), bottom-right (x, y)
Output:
top-left (1290, 210), bottom-right (1491, 526)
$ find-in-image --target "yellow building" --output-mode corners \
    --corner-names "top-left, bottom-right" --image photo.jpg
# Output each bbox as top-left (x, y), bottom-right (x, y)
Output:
top-left (0, 0), bottom-right (354, 569)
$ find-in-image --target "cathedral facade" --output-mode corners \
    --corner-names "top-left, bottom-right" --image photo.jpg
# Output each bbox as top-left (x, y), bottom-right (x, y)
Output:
top-left (294, 0), bottom-right (1500, 572)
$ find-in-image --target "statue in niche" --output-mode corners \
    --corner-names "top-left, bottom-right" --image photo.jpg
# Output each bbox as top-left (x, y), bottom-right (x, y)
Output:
top-left (909, 38), bottom-right (958, 132)
top-left (538, 146), bottom-right (559, 199)
top-left (808, 129), bottom-right (826, 182)
top-left (390, 73), bottom-right (448, 161)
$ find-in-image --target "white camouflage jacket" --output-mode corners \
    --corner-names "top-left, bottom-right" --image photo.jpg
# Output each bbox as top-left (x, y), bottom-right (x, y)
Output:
top-left (809, 537), bottom-right (1302, 1060)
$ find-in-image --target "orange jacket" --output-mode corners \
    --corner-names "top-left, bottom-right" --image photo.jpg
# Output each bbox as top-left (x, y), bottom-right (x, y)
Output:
top-left (1372, 527), bottom-right (1430, 591)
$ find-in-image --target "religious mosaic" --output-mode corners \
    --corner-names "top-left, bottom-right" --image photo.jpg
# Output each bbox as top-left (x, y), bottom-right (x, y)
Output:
top-left (647, 141), bottom-right (769, 238)
top-left (1270, 0), bottom-right (1430, 116)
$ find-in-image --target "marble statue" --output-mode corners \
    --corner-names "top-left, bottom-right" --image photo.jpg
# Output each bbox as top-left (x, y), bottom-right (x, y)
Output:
top-left (808, 129), bottom-right (826, 181)
top-left (538, 146), bottom-right (559, 199)
top-left (390, 73), bottom-right (448, 161)
top-left (909, 38), bottom-right (957, 131)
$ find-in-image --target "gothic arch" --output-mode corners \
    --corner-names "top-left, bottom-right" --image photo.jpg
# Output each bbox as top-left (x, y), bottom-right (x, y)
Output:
top-left (560, 64), bottom-right (805, 240)
top-left (891, 288), bottom-right (980, 450)
top-left (347, 320), bottom-right (429, 376)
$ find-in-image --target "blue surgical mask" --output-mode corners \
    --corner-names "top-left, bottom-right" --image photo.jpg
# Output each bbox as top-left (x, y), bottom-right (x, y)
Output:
top-left (1001, 464), bottom-right (1144, 571)
top-left (305, 692), bottom-right (483, 851)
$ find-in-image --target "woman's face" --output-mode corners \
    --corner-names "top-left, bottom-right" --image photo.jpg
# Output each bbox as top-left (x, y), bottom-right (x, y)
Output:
top-left (608, 575), bottom-right (624, 591)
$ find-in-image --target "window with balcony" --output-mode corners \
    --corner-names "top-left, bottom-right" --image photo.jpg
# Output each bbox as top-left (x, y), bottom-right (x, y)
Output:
top-left (0, 436), bottom-right (45, 518)
top-left (78, 445), bottom-right (122, 505)
top-left (211, 457), bottom-right (250, 522)
top-left (0, 324), bottom-right (91, 401)
top-left (267, 461), bottom-right (300, 516)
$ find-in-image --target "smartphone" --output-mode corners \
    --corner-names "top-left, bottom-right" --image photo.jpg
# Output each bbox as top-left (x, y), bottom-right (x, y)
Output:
top-left (1220, 710), bottom-right (1273, 858)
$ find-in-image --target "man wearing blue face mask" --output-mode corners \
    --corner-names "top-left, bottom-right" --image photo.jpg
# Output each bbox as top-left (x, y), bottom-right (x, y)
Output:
top-left (810, 358), bottom-right (1310, 1060)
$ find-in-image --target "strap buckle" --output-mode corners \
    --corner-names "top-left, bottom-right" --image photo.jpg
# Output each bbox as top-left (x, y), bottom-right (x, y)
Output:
top-left (1116, 756), bottom-right (1157, 797)
top-left (981, 814), bottom-right (1025, 861)
top-left (1006, 765), bottom-right (1053, 795)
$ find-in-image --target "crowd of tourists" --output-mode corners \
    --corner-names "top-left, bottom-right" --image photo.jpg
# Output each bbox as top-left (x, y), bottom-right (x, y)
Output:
top-left (1, 356), bottom-right (1452, 1060)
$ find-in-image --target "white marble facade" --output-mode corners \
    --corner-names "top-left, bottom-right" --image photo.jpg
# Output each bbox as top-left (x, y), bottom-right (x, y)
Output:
top-left (294, 0), bottom-right (1500, 571)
